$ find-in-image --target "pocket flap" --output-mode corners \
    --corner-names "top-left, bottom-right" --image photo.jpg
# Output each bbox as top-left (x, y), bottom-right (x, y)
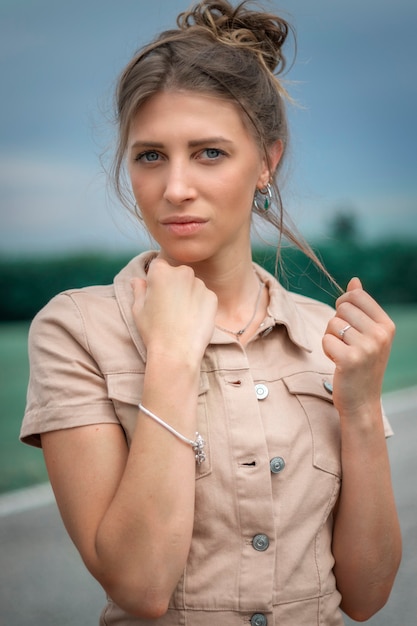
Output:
top-left (283, 371), bottom-right (334, 403)
top-left (107, 372), bottom-right (144, 404)
top-left (107, 371), bottom-right (209, 405)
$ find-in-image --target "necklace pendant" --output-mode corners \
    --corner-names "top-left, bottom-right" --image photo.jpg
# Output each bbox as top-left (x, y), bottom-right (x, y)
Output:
top-left (215, 279), bottom-right (265, 342)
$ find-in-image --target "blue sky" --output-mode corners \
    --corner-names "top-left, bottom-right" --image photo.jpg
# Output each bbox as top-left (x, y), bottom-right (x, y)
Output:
top-left (1, 0), bottom-right (416, 255)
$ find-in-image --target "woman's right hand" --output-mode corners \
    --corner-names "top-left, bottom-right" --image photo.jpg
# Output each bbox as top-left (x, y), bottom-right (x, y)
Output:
top-left (131, 258), bottom-right (218, 363)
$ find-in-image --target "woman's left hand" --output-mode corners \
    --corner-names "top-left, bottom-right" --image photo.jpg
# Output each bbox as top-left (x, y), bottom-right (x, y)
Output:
top-left (322, 277), bottom-right (396, 418)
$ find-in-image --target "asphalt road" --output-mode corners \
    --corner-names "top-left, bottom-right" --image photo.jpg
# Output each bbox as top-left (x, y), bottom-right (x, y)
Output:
top-left (1, 388), bottom-right (416, 626)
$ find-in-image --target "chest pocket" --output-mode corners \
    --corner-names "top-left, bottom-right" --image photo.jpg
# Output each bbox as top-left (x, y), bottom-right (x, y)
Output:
top-left (106, 371), bottom-right (212, 478)
top-left (283, 371), bottom-right (341, 478)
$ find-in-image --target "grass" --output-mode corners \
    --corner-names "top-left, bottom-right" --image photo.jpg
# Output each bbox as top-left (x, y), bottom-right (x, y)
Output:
top-left (384, 305), bottom-right (417, 392)
top-left (1, 306), bottom-right (416, 494)
top-left (0, 322), bottom-right (48, 493)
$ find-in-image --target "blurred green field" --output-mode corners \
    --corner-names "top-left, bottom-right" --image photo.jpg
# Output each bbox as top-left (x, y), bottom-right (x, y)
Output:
top-left (1, 305), bottom-right (416, 494)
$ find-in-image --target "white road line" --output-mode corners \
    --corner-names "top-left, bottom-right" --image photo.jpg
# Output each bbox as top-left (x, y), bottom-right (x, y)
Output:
top-left (382, 386), bottom-right (417, 414)
top-left (1, 386), bottom-right (416, 518)
top-left (0, 481), bottom-right (54, 517)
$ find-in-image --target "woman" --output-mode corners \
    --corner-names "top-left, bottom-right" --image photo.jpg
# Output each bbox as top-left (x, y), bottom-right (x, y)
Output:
top-left (21, 1), bottom-right (401, 624)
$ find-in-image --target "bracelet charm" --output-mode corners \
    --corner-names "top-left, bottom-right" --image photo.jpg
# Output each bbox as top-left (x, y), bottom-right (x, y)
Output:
top-left (193, 433), bottom-right (206, 465)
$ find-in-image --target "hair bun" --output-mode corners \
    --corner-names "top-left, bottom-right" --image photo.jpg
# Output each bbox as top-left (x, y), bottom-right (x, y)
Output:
top-left (177, 0), bottom-right (292, 74)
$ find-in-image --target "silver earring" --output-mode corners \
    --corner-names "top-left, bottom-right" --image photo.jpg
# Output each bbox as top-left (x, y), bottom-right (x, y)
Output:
top-left (253, 183), bottom-right (273, 211)
top-left (134, 202), bottom-right (143, 221)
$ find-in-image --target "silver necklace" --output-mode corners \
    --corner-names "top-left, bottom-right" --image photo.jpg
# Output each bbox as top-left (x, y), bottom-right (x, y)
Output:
top-left (215, 280), bottom-right (265, 341)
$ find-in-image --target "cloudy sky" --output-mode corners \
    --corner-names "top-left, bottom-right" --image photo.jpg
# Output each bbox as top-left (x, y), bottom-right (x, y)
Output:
top-left (1, 0), bottom-right (416, 256)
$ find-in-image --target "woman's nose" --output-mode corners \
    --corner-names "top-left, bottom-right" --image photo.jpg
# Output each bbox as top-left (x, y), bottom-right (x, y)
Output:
top-left (163, 163), bottom-right (197, 205)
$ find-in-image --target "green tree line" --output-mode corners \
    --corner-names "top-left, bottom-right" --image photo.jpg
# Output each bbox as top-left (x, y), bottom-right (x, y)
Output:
top-left (1, 240), bottom-right (417, 321)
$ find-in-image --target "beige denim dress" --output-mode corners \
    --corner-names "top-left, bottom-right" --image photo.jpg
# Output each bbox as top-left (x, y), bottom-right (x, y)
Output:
top-left (21, 252), bottom-right (393, 626)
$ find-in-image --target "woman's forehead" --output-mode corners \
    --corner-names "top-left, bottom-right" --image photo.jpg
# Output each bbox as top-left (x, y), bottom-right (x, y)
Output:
top-left (129, 89), bottom-right (261, 146)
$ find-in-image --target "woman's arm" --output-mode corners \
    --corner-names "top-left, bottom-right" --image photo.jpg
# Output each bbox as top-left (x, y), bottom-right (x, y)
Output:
top-left (322, 278), bottom-right (402, 622)
top-left (42, 259), bottom-right (217, 619)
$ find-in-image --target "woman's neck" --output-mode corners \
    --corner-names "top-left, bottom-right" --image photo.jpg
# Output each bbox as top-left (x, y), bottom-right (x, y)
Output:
top-left (157, 246), bottom-right (268, 341)
top-left (193, 255), bottom-right (268, 342)
top-left (193, 251), bottom-right (257, 309)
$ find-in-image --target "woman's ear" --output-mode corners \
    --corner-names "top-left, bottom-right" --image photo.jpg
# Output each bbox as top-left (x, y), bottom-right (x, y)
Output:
top-left (258, 140), bottom-right (284, 188)
top-left (269, 139), bottom-right (284, 174)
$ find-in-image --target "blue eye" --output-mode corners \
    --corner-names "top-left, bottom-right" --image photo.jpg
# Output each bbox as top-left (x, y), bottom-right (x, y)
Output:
top-left (204, 148), bottom-right (222, 159)
top-left (137, 151), bottom-right (160, 162)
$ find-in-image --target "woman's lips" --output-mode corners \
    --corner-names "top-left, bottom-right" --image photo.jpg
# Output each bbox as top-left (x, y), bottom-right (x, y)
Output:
top-left (160, 216), bottom-right (208, 236)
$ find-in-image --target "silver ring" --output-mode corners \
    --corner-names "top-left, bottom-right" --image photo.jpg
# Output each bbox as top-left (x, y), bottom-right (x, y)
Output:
top-left (338, 324), bottom-right (352, 339)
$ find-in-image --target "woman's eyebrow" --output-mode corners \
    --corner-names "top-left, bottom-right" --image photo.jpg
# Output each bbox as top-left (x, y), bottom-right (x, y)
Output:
top-left (188, 136), bottom-right (234, 147)
top-left (129, 140), bottom-right (164, 150)
top-left (130, 137), bottom-right (234, 150)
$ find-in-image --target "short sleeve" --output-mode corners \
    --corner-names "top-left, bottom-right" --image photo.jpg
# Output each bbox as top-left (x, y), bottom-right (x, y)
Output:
top-left (20, 293), bottom-right (119, 448)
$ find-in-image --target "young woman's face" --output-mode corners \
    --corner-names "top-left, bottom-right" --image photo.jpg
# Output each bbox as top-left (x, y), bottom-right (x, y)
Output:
top-left (127, 90), bottom-right (272, 267)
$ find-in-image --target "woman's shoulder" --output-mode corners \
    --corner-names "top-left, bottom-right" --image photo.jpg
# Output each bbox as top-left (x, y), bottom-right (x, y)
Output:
top-left (31, 283), bottom-right (117, 336)
top-left (254, 262), bottom-right (335, 321)
top-left (31, 251), bottom-right (154, 329)
top-left (286, 289), bottom-right (335, 318)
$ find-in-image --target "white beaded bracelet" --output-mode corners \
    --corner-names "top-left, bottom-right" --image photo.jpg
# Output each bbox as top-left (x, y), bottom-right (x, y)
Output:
top-left (138, 403), bottom-right (206, 465)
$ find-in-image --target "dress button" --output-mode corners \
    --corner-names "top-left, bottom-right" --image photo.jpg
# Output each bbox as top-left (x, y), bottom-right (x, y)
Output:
top-left (323, 380), bottom-right (333, 395)
top-left (270, 456), bottom-right (285, 474)
top-left (251, 613), bottom-right (267, 626)
top-left (255, 383), bottom-right (269, 400)
top-left (252, 534), bottom-right (269, 551)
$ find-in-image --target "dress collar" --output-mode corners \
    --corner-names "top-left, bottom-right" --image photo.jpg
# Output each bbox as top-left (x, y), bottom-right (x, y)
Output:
top-left (113, 252), bottom-right (312, 358)
top-left (253, 262), bottom-right (312, 352)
